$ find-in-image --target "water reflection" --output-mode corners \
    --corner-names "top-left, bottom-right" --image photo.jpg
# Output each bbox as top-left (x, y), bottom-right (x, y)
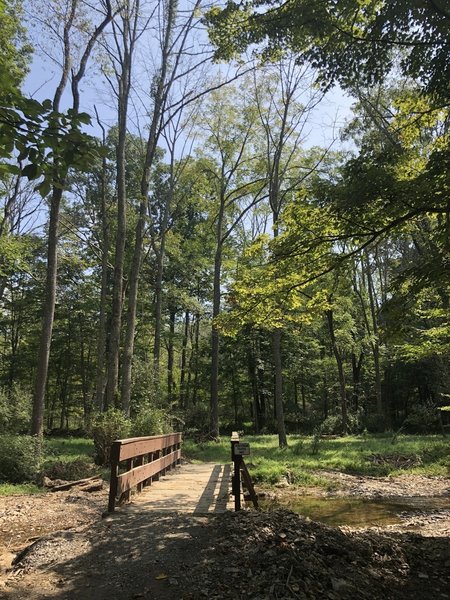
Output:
top-left (262, 496), bottom-right (450, 527)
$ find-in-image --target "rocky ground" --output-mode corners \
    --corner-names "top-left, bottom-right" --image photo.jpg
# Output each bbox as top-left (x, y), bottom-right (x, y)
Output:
top-left (0, 472), bottom-right (449, 600)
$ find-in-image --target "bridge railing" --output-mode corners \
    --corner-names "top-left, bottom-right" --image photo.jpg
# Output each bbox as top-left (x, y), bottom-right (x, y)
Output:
top-left (108, 432), bottom-right (182, 512)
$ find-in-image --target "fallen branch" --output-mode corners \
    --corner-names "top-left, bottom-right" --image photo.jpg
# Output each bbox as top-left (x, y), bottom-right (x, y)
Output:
top-left (50, 474), bottom-right (102, 492)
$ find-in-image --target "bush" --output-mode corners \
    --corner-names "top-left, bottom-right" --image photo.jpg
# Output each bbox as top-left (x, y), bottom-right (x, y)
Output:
top-left (0, 386), bottom-right (32, 434)
top-left (362, 412), bottom-right (386, 433)
top-left (404, 405), bottom-right (440, 433)
top-left (92, 409), bottom-right (131, 466)
top-left (131, 407), bottom-right (172, 437)
top-left (41, 456), bottom-right (97, 481)
top-left (320, 410), bottom-right (364, 436)
top-left (0, 435), bottom-right (40, 483)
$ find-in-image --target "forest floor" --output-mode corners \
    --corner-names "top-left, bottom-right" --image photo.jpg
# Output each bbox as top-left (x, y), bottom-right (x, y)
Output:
top-left (1, 470), bottom-right (450, 599)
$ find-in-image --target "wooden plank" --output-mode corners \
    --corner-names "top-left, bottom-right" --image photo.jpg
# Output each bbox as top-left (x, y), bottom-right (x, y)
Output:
top-left (117, 449), bottom-right (181, 495)
top-left (118, 433), bottom-right (182, 461)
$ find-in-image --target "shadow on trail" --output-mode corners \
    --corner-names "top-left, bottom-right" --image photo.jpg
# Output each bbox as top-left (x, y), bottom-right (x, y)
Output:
top-left (6, 464), bottom-right (233, 600)
top-left (6, 463), bottom-right (450, 600)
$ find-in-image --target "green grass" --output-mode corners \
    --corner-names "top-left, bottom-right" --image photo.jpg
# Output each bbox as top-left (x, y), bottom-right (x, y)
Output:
top-left (0, 483), bottom-right (45, 495)
top-left (45, 437), bottom-right (95, 461)
top-left (183, 433), bottom-right (450, 487)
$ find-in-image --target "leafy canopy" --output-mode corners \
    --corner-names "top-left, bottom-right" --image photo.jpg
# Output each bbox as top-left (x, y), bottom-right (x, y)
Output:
top-left (206, 1), bottom-right (450, 99)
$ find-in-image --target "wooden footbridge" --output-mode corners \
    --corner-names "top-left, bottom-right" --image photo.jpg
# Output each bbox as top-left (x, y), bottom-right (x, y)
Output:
top-left (107, 432), bottom-right (257, 514)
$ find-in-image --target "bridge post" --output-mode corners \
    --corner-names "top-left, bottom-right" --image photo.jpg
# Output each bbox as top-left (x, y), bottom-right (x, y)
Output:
top-left (231, 432), bottom-right (242, 511)
top-left (108, 441), bottom-right (121, 513)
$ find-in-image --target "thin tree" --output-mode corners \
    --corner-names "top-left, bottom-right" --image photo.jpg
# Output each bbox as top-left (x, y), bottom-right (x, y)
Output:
top-left (31, 0), bottom-right (114, 437)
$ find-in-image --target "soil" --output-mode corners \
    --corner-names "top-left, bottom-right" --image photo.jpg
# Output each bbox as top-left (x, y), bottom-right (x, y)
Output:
top-left (1, 473), bottom-right (450, 600)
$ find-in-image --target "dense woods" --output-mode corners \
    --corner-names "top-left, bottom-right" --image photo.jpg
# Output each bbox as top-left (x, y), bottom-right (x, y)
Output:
top-left (0, 0), bottom-right (449, 451)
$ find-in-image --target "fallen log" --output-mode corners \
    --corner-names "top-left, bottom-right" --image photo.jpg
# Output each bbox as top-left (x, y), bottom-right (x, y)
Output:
top-left (50, 474), bottom-right (102, 492)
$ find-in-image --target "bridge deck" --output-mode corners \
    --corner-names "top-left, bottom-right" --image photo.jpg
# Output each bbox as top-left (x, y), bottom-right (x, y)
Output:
top-left (126, 462), bottom-right (234, 514)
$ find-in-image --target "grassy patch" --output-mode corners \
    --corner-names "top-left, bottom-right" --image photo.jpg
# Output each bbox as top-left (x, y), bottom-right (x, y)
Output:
top-left (0, 483), bottom-right (45, 495)
top-left (182, 433), bottom-right (450, 487)
top-left (45, 437), bottom-right (95, 461)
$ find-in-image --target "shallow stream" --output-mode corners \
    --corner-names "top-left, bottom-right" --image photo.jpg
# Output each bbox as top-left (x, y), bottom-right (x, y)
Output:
top-left (263, 496), bottom-right (450, 527)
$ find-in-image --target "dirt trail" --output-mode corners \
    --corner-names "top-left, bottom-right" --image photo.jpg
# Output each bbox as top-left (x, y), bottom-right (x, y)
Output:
top-left (1, 473), bottom-right (450, 600)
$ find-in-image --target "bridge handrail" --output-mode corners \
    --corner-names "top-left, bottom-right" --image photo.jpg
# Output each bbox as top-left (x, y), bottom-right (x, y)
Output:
top-left (108, 432), bottom-right (182, 512)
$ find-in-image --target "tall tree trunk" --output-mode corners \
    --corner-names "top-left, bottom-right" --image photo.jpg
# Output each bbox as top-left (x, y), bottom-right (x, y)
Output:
top-left (210, 228), bottom-right (223, 439)
top-left (231, 365), bottom-right (238, 426)
top-left (247, 337), bottom-right (261, 434)
top-left (326, 308), bottom-right (348, 435)
top-left (31, 188), bottom-right (63, 436)
top-left (179, 310), bottom-right (190, 408)
top-left (167, 308), bottom-right (176, 402)
top-left (105, 15), bottom-right (132, 410)
top-left (364, 253), bottom-right (383, 417)
top-left (153, 243), bottom-right (165, 376)
top-left (94, 114), bottom-right (110, 412)
top-left (122, 0), bottom-right (178, 413)
top-left (351, 351), bottom-right (364, 411)
top-left (272, 328), bottom-right (288, 447)
top-left (31, 0), bottom-right (113, 437)
top-left (120, 202), bottom-right (144, 416)
top-left (191, 311), bottom-right (200, 406)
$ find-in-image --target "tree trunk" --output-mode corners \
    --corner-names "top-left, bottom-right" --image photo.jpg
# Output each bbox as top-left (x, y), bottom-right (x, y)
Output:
top-left (351, 352), bottom-right (364, 411)
top-left (120, 201), bottom-right (145, 417)
top-left (364, 252), bottom-right (383, 416)
top-left (210, 242), bottom-right (222, 438)
top-left (31, 0), bottom-right (113, 436)
top-left (167, 308), bottom-right (176, 402)
top-left (153, 242), bottom-right (165, 377)
top-left (191, 311), bottom-right (200, 406)
top-left (247, 338), bottom-right (261, 434)
top-left (326, 309), bottom-right (348, 435)
top-left (94, 116), bottom-right (110, 412)
top-left (272, 328), bottom-right (288, 447)
top-left (210, 189), bottom-right (225, 439)
top-left (31, 188), bottom-right (62, 436)
top-left (179, 310), bottom-right (190, 408)
top-left (231, 365), bottom-right (238, 426)
top-left (105, 25), bottom-right (131, 410)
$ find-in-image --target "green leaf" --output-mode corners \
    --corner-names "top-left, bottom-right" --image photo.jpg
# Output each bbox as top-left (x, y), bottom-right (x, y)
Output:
top-left (22, 162), bottom-right (40, 180)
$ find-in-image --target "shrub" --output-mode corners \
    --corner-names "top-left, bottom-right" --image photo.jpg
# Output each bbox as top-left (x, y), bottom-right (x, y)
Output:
top-left (92, 409), bottom-right (131, 466)
top-left (404, 405), bottom-right (440, 433)
top-left (320, 410), bottom-right (364, 435)
top-left (0, 435), bottom-right (40, 483)
top-left (320, 414), bottom-right (344, 435)
top-left (131, 407), bottom-right (172, 437)
top-left (363, 412), bottom-right (386, 433)
top-left (41, 456), bottom-right (97, 481)
top-left (0, 386), bottom-right (32, 434)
